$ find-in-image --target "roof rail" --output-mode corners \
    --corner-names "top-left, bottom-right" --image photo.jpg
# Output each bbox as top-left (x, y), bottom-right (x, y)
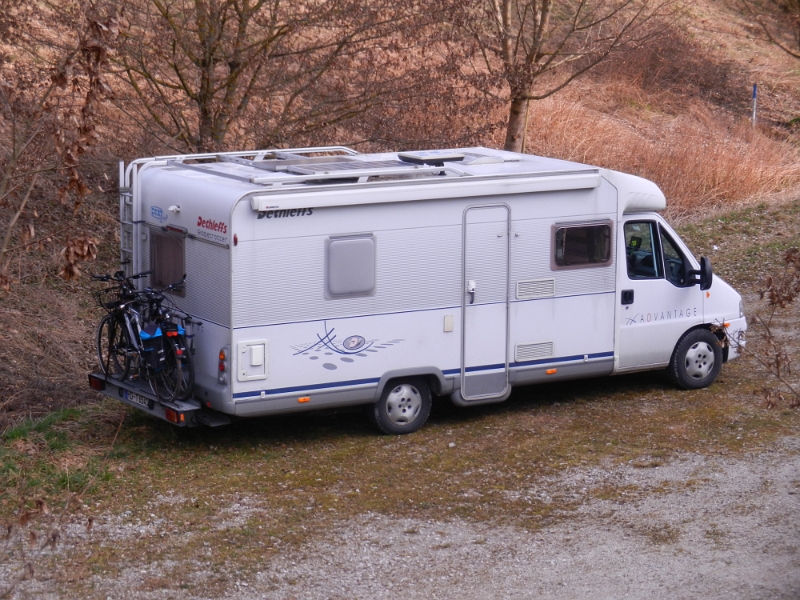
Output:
top-left (164, 147), bottom-right (469, 188)
top-left (250, 164), bottom-right (467, 187)
top-left (147, 145), bottom-right (359, 164)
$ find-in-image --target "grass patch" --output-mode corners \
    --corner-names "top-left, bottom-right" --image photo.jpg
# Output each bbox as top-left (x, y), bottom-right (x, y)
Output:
top-left (0, 402), bottom-right (124, 514)
top-left (676, 199), bottom-right (800, 290)
top-left (637, 522), bottom-right (682, 546)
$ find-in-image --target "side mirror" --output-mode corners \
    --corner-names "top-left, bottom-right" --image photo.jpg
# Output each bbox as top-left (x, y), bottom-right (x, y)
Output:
top-left (689, 256), bottom-right (713, 290)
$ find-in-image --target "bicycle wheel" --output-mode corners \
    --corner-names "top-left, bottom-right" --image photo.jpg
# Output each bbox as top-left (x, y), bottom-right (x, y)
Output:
top-left (96, 314), bottom-right (131, 380)
top-left (149, 337), bottom-right (182, 402)
top-left (175, 335), bottom-right (195, 401)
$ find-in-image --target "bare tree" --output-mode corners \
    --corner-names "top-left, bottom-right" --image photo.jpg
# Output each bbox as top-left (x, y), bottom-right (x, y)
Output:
top-left (0, 1), bottom-right (118, 288)
top-left (115, 0), bottom-right (462, 153)
top-left (742, 0), bottom-right (800, 60)
top-left (444, 0), bottom-right (679, 152)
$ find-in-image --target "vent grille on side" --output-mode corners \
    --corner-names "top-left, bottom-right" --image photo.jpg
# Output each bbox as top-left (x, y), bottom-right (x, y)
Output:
top-left (515, 342), bottom-right (554, 363)
top-left (516, 278), bottom-right (555, 300)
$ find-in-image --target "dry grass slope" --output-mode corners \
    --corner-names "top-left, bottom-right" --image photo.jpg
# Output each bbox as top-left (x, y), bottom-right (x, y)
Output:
top-left (1, 0), bottom-right (800, 426)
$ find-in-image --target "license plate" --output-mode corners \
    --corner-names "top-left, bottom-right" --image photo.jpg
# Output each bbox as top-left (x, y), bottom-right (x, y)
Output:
top-left (125, 390), bottom-right (151, 408)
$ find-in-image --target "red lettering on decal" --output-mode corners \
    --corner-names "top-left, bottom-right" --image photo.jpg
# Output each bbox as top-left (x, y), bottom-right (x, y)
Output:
top-left (196, 216), bottom-right (228, 236)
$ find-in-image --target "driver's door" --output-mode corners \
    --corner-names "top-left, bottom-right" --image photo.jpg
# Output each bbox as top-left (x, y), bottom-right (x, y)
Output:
top-left (618, 219), bottom-right (704, 369)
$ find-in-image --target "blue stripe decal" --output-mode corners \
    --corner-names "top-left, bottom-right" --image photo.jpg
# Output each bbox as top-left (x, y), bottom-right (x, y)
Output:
top-left (233, 377), bottom-right (380, 399)
top-left (232, 351), bottom-right (614, 401)
top-left (511, 351), bottom-right (614, 368)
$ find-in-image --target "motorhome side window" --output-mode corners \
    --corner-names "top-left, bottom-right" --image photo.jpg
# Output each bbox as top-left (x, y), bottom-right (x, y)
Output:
top-left (325, 234), bottom-right (376, 298)
top-left (149, 230), bottom-right (185, 296)
top-left (552, 222), bottom-right (612, 268)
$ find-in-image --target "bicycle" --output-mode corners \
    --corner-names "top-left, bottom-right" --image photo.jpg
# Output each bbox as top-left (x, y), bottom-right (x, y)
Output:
top-left (140, 279), bottom-right (197, 402)
top-left (93, 271), bottom-right (190, 403)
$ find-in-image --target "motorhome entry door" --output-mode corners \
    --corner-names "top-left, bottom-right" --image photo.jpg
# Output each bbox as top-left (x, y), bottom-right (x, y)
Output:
top-left (460, 205), bottom-right (511, 400)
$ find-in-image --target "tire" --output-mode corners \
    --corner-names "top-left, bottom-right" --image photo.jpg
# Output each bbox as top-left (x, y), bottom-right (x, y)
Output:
top-left (175, 335), bottom-right (195, 401)
top-left (149, 337), bottom-right (182, 402)
top-left (668, 328), bottom-right (722, 390)
top-left (96, 314), bottom-right (131, 381)
top-left (367, 378), bottom-right (432, 435)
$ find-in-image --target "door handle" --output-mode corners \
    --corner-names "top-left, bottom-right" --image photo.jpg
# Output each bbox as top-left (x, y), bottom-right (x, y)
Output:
top-left (467, 280), bottom-right (476, 304)
top-left (621, 289), bottom-right (634, 305)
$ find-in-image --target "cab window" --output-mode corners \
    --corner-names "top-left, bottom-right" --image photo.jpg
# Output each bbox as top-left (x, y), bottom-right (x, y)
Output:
top-left (624, 221), bottom-right (660, 279)
top-left (625, 221), bottom-right (690, 287)
top-left (660, 230), bottom-right (688, 286)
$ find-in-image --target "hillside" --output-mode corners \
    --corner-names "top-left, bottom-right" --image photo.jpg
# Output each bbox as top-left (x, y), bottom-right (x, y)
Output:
top-left (0, 0), bottom-right (798, 426)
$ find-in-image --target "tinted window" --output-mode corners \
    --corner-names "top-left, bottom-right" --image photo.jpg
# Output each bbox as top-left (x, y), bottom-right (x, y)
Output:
top-left (553, 223), bottom-right (612, 268)
top-left (150, 231), bottom-right (185, 295)
top-left (660, 230), bottom-right (687, 286)
top-left (624, 221), bottom-right (660, 280)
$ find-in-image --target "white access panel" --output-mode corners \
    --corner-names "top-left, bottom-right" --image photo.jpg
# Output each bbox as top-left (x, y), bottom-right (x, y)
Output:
top-left (238, 340), bottom-right (269, 381)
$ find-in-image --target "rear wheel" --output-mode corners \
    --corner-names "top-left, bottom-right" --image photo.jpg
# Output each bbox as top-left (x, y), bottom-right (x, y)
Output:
top-left (96, 314), bottom-right (131, 381)
top-left (367, 378), bottom-right (432, 435)
top-left (175, 335), bottom-right (195, 401)
top-left (150, 338), bottom-right (182, 402)
top-left (668, 329), bottom-right (722, 390)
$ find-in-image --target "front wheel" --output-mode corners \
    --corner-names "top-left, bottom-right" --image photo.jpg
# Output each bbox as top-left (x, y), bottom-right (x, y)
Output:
top-left (367, 378), bottom-right (432, 435)
top-left (668, 329), bottom-right (722, 390)
top-left (96, 314), bottom-right (131, 381)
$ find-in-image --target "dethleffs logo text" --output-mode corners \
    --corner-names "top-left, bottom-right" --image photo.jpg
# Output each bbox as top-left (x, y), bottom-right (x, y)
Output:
top-left (197, 216), bottom-right (228, 234)
top-left (257, 207), bottom-right (313, 219)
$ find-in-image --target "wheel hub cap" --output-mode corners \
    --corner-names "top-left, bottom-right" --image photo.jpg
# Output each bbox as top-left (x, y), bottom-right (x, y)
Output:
top-left (385, 384), bottom-right (422, 425)
top-left (685, 341), bottom-right (715, 380)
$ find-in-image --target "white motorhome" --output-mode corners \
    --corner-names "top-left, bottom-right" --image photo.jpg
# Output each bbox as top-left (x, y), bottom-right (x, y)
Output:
top-left (89, 146), bottom-right (746, 433)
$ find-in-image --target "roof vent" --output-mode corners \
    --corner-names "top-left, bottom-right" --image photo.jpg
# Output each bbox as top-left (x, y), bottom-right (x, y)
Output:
top-left (398, 151), bottom-right (466, 166)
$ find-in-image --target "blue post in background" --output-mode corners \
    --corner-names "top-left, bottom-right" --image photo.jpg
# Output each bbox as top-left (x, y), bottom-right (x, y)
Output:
top-left (752, 83), bottom-right (758, 128)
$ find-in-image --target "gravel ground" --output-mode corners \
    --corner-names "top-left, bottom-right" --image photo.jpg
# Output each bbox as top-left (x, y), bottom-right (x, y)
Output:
top-left (8, 437), bottom-right (799, 599)
top-left (252, 438), bottom-right (800, 600)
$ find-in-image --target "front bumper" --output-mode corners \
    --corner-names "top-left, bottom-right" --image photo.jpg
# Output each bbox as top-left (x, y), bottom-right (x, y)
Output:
top-left (723, 316), bottom-right (747, 362)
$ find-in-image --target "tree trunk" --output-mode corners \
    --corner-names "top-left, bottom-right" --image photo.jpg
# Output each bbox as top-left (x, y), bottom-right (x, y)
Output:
top-left (504, 96), bottom-right (529, 153)
top-left (197, 106), bottom-right (215, 152)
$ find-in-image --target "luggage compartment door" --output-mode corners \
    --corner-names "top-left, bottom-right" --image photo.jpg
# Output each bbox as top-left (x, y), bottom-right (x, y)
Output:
top-left (460, 205), bottom-right (511, 400)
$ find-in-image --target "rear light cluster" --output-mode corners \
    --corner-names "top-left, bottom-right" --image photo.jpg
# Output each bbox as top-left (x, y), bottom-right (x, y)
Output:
top-left (88, 374), bottom-right (106, 391)
top-left (218, 346), bottom-right (230, 384)
top-left (164, 408), bottom-right (185, 424)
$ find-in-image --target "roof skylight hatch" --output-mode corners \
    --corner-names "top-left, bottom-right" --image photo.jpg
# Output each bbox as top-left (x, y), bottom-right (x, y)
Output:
top-left (398, 150), bottom-right (506, 166)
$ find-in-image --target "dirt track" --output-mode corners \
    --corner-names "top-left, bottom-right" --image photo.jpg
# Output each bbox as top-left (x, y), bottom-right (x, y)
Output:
top-left (7, 436), bottom-right (798, 599)
top-left (253, 439), bottom-right (800, 600)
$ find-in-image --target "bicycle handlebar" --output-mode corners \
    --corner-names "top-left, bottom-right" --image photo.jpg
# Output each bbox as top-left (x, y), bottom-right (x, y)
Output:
top-left (91, 270), bottom-right (152, 283)
top-left (142, 275), bottom-right (185, 296)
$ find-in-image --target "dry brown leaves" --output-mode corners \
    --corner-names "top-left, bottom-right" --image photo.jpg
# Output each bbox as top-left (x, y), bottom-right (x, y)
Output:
top-left (760, 247), bottom-right (800, 309)
top-left (58, 236), bottom-right (98, 280)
